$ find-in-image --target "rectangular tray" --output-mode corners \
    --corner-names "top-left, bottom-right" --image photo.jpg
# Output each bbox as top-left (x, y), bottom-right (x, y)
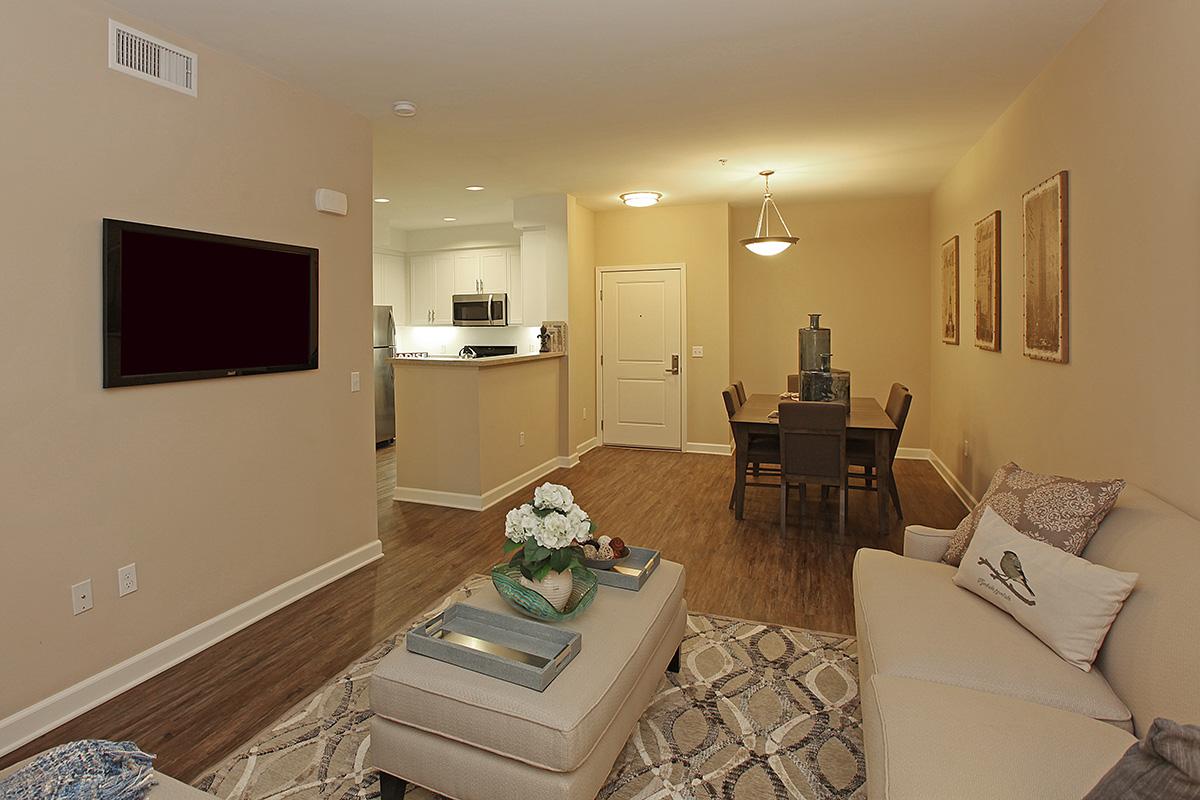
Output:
top-left (590, 546), bottom-right (660, 591)
top-left (405, 603), bottom-right (580, 692)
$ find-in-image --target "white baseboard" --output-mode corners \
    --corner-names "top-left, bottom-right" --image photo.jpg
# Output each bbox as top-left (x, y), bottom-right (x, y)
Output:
top-left (396, 452), bottom-right (586, 512)
top-left (684, 441), bottom-right (733, 456)
top-left (928, 449), bottom-right (978, 509)
top-left (0, 539), bottom-right (384, 760)
top-left (895, 447), bottom-right (932, 460)
top-left (575, 437), bottom-right (599, 457)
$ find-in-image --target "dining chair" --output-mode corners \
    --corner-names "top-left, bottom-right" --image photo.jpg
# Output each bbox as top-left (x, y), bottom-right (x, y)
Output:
top-left (787, 374), bottom-right (800, 393)
top-left (847, 382), bottom-right (913, 517)
top-left (778, 401), bottom-right (847, 535)
top-left (734, 381), bottom-right (747, 405)
top-left (723, 386), bottom-right (780, 509)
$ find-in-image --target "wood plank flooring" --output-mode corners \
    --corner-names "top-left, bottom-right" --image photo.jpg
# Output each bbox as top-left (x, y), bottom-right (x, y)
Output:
top-left (2, 445), bottom-right (965, 781)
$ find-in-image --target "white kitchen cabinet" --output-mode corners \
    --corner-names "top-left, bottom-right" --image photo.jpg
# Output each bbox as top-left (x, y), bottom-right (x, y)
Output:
top-left (453, 251), bottom-right (482, 294)
top-left (480, 250), bottom-right (509, 293)
top-left (409, 253), bottom-right (454, 325)
top-left (380, 253), bottom-right (407, 325)
top-left (519, 229), bottom-right (548, 326)
top-left (506, 250), bottom-right (523, 324)
top-left (371, 254), bottom-right (385, 305)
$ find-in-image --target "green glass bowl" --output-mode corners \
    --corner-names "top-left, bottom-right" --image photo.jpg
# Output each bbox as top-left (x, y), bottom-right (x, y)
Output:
top-left (491, 563), bottom-right (598, 622)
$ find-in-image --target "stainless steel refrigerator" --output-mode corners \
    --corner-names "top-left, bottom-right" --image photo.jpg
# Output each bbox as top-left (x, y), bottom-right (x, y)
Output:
top-left (373, 306), bottom-right (396, 445)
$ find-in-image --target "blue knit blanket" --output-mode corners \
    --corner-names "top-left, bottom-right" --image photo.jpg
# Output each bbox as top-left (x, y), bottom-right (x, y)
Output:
top-left (0, 740), bottom-right (157, 800)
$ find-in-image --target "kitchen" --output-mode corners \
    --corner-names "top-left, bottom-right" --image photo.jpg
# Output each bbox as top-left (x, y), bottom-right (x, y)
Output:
top-left (372, 195), bottom-right (577, 511)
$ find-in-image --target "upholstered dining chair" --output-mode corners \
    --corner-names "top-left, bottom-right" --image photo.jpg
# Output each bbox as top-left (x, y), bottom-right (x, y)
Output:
top-left (787, 374), bottom-right (800, 393)
top-left (847, 382), bottom-right (913, 517)
top-left (778, 401), bottom-right (847, 535)
top-left (723, 385), bottom-right (780, 509)
top-left (734, 381), bottom-right (747, 405)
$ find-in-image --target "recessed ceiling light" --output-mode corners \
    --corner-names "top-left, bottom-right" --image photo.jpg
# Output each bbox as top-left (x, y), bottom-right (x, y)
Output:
top-left (443, 217), bottom-right (457, 222)
top-left (392, 100), bottom-right (417, 117)
top-left (465, 185), bottom-right (485, 192)
top-left (373, 197), bottom-right (390, 203)
top-left (620, 191), bottom-right (662, 208)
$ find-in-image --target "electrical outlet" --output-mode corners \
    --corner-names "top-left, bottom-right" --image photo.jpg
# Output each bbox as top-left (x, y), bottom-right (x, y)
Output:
top-left (519, 431), bottom-right (526, 447)
top-left (962, 439), bottom-right (970, 458)
top-left (691, 345), bottom-right (704, 358)
top-left (350, 371), bottom-right (361, 392)
top-left (72, 579), bottom-right (93, 615)
top-left (118, 563), bottom-right (138, 597)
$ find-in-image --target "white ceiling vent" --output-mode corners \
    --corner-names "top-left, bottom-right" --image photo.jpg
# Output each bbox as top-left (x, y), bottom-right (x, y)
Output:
top-left (108, 19), bottom-right (197, 96)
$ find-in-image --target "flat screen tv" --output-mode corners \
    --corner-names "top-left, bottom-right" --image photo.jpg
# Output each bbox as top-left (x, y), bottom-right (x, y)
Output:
top-left (103, 219), bottom-right (318, 387)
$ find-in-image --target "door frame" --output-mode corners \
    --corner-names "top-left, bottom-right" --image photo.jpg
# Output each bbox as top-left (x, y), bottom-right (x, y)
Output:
top-left (595, 263), bottom-right (688, 451)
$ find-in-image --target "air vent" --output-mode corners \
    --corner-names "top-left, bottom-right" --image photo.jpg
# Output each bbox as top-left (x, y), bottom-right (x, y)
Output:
top-left (108, 19), bottom-right (197, 96)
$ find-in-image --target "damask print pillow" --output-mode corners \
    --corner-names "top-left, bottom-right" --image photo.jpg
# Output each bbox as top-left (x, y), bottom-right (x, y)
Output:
top-left (941, 462), bottom-right (1125, 567)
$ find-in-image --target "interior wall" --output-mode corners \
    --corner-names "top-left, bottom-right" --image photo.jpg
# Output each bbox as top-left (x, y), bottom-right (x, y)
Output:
top-left (401, 222), bottom-right (520, 253)
top-left (730, 195), bottom-right (931, 447)
top-left (0, 0), bottom-right (377, 723)
top-left (567, 198), bottom-right (597, 451)
top-left (929, 0), bottom-right (1200, 513)
top-left (594, 203), bottom-right (731, 448)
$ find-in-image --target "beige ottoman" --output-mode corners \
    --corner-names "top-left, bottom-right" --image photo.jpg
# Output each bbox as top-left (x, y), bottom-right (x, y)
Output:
top-left (369, 560), bottom-right (686, 800)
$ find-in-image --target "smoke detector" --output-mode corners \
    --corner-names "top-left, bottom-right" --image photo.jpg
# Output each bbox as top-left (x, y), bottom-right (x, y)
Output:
top-left (392, 100), bottom-right (417, 117)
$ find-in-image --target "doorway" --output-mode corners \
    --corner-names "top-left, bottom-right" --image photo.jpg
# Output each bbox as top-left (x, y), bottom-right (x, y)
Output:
top-left (596, 265), bottom-right (686, 450)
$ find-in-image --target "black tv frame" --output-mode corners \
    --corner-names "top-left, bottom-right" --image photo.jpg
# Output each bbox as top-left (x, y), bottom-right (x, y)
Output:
top-left (102, 219), bottom-right (319, 388)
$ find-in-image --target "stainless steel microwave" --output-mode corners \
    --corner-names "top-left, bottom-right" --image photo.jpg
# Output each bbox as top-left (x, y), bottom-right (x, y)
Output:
top-left (452, 293), bottom-right (508, 327)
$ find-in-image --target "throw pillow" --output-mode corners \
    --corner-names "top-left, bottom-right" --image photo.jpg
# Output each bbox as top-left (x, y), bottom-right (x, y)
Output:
top-left (942, 461), bottom-right (1125, 566)
top-left (1084, 718), bottom-right (1200, 799)
top-left (953, 507), bottom-right (1137, 670)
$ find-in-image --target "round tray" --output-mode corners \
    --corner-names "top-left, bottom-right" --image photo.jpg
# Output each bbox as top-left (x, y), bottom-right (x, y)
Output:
top-left (582, 552), bottom-right (630, 570)
top-left (491, 563), bottom-right (598, 622)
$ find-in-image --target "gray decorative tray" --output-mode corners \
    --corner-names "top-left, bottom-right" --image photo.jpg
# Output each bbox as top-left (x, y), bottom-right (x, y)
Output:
top-left (589, 546), bottom-right (660, 591)
top-left (405, 603), bottom-right (580, 692)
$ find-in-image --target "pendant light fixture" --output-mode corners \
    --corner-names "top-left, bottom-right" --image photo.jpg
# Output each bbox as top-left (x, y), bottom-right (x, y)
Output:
top-left (740, 170), bottom-right (799, 256)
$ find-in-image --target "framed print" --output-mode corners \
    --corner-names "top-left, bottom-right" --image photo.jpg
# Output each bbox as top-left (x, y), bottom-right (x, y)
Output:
top-left (1023, 171), bottom-right (1068, 363)
top-left (974, 210), bottom-right (1001, 351)
top-left (941, 235), bottom-right (960, 345)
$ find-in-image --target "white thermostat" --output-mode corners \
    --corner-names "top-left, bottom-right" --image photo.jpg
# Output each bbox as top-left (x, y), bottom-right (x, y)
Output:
top-left (314, 188), bottom-right (348, 216)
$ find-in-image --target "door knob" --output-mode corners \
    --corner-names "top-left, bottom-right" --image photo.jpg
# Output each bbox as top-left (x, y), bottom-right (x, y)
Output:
top-left (665, 354), bottom-right (680, 374)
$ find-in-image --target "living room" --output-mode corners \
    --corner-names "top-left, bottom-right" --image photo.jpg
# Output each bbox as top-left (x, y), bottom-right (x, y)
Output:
top-left (2, 1), bottom-right (1197, 799)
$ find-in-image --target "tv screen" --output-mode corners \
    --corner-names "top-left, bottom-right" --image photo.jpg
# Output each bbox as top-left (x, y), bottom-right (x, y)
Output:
top-left (103, 219), bottom-right (318, 387)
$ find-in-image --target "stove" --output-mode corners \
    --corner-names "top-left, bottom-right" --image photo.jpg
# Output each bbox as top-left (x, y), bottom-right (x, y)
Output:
top-left (460, 345), bottom-right (518, 358)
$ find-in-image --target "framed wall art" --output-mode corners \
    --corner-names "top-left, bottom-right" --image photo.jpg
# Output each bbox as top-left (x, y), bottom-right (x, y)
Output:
top-left (1022, 171), bottom-right (1068, 363)
top-left (941, 235), bottom-right (960, 345)
top-left (974, 210), bottom-right (1001, 351)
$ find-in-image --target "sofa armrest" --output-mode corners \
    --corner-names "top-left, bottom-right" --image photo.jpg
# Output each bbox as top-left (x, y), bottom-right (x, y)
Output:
top-left (903, 525), bottom-right (956, 562)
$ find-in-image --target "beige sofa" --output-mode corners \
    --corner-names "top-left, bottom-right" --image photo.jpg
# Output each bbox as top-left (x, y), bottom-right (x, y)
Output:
top-left (854, 484), bottom-right (1200, 799)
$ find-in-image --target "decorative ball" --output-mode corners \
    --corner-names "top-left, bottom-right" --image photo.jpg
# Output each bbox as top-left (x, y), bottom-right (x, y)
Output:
top-left (598, 543), bottom-right (615, 560)
top-left (610, 536), bottom-right (626, 555)
top-left (597, 535), bottom-right (612, 547)
top-left (582, 544), bottom-right (598, 559)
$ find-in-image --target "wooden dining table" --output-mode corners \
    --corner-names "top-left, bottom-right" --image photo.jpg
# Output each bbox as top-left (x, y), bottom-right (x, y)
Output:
top-left (730, 394), bottom-right (898, 535)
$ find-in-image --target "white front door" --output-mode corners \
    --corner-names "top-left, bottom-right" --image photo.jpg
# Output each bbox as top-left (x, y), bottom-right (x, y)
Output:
top-left (600, 268), bottom-right (683, 449)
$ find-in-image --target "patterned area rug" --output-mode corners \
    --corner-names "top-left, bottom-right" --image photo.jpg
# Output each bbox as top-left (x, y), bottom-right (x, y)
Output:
top-left (195, 577), bottom-right (865, 800)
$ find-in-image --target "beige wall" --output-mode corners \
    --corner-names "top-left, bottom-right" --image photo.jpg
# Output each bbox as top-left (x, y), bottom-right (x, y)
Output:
top-left (730, 196), bottom-right (931, 447)
top-left (567, 198), bottom-right (597, 451)
top-left (0, 0), bottom-right (376, 721)
top-left (929, 0), bottom-right (1200, 514)
top-left (594, 203), bottom-right (732, 448)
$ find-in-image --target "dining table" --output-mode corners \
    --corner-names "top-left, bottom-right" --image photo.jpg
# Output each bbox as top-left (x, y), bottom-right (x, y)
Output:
top-left (729, 394), bottom-right (898, 536)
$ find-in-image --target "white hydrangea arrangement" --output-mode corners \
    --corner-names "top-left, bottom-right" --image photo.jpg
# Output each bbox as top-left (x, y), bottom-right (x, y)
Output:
top-left (503, 482), bottom-right (596, 581)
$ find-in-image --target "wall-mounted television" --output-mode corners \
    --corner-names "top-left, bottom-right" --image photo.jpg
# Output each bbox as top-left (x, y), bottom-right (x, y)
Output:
top-left (103, 219), bottom-right (318, 387)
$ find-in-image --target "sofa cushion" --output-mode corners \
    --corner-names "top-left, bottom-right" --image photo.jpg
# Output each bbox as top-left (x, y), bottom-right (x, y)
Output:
top-left (862, 675), bottom-right (1135, 800)
top-left (955, 507), bottom-right (1138, 670)
top-left (370, 561), bottom-right (686, 773)
top-left (942, 461), bottom-right (1124, 566)
top-left (854, 548), bottom-right (1131, 728)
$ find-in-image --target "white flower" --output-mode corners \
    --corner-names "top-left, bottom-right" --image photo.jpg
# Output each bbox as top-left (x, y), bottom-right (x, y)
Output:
top-left (565, 503), bottom-right (592, 543)
top-left (533, 482), bottom-right (574, 513)
top-left (533, 511), bottom-right (573, 549)
top-left (505, 507), bottom-right (528, 542)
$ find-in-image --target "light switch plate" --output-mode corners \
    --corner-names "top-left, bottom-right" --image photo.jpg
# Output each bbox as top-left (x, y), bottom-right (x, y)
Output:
top-left (691, 346), bottom-right (704, 358)
top-left (72, 579), bottom-right (93, 615)
top-left (350, 371), bottom-right (361, 392)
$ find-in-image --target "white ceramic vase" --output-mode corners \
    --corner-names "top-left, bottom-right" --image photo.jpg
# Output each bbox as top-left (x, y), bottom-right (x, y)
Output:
top-left (519, 569), bottom-right (573, 612)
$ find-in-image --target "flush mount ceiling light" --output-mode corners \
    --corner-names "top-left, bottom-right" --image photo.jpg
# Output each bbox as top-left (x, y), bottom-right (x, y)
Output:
top-left (392, 100), bottom-right (417, 117)
top-left (373, 197), bottom-right (390, 203)
top-left (465, 185), bottom-right (485, 191)
top-left (740, 170), bottom-right (799, 256)
top-left (442, 216), bottom-right (457, 222)
top-left (620, 191), bottom-right (662, 208)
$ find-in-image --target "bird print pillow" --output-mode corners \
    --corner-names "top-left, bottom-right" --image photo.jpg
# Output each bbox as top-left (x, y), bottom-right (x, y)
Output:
top-left (953, 507), bottom-right (1139, 670)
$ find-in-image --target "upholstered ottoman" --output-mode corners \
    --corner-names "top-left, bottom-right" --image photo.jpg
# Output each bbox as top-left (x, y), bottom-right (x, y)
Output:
top-left (369, 560), bottom-right (686, 800)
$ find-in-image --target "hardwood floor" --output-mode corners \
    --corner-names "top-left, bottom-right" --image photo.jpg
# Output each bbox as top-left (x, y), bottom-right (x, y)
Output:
top-left (2, 445), bottom-right (965, 781)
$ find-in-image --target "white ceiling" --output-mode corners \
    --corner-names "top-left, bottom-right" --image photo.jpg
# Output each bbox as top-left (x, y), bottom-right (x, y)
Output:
top-left (107, 0), bottom-right (1105, 231)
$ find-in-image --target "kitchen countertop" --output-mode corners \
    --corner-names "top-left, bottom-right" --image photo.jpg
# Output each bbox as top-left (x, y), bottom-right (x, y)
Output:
top-left (390, 351), bottom-right (565, 368)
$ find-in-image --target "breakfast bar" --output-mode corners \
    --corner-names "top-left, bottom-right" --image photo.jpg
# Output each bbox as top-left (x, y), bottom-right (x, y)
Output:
top-left (391, 352), bottom-right (569, 510)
